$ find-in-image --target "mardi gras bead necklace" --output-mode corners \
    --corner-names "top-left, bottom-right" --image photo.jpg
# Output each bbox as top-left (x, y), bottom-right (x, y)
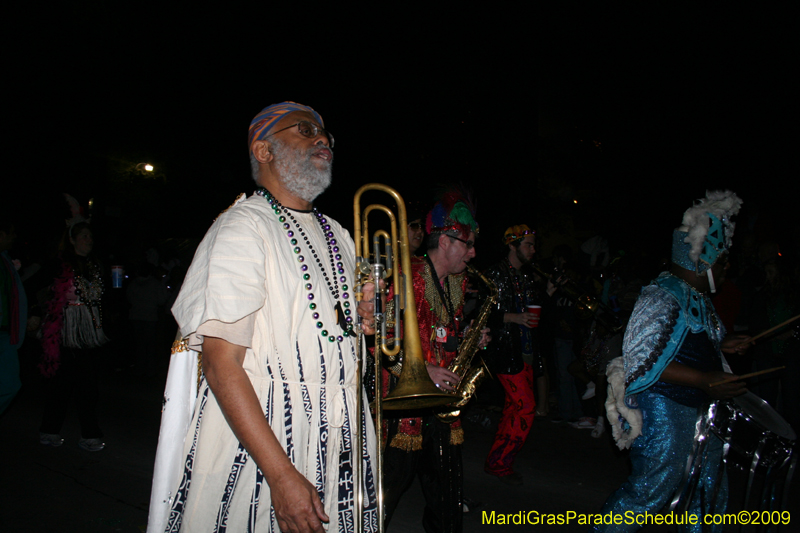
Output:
top-left (73, 258), bottom-right (104, 329)
top-left (255, 187), bottom-right (355, 343)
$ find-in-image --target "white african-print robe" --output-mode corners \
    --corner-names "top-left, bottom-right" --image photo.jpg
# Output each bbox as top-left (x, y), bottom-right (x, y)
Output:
top-left (148, 194), bottom-right (378, 533)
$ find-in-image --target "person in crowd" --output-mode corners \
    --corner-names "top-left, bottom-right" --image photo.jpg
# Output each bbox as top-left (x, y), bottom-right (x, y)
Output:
top-left (407, 209), bottom-right (426, 255)
top-left (0, 213), bottom-right (27, 415)
top-left (381, 190), bottom-right (488, 533)
top-left (549, 245), bottom-right (588, 425)
top-left (482, 224), bottom-right (542, 486)
top-left (594, 191), bottom-right (752, 532)
top-left (569, 317), bottom-right (621, 437)
top-left (126, 261), bottom-right (168, 378)
top-left (39, 210), bottom-right (109, 452)
top-left (748, 252), bottom-right (800, 431)
top-left (568, 257), bottom-right (635, 438)
top-left (149, 102), bottom-right (381, 533)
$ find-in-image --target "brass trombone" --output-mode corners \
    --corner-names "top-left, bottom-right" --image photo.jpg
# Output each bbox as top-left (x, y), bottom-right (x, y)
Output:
top-left (353, 183), bottom-right (453, 532)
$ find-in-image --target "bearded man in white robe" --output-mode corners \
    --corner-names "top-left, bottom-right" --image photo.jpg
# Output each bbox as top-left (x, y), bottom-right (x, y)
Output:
top-left (149, 102), bottom-right (379, 533)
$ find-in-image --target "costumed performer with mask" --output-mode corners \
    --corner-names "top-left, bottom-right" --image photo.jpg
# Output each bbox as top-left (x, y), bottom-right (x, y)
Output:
top-left (594, 190), bottom-right (751, 533)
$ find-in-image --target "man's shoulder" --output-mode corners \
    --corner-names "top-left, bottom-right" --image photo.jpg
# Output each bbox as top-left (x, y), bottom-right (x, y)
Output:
top-left (201, 193), bottom-right (275, 236)
top-left (407, 257), bottom-right (432, 287)
top-left (217, 193), bottom-right (271, 220)
top-left (185, 195), bottom-right (274, 260)
top-left (629, 277), bottom-right (681, 324)
top-left (485, 260), bottom-right (508, 278)
top-left (410, 256), bottom-right (428, 275)
top-left (635, 277), bottom-right (671, 303)
top-left (646, 273), bottom-right (689, 306)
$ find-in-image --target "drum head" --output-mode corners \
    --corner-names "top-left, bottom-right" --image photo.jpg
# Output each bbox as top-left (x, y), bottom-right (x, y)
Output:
top-left (733, 391), bottom-right (796, 441)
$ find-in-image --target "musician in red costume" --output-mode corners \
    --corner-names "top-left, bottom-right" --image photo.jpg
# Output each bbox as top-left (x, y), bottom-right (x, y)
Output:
top-left (381, 191), bottom-right (487, 533)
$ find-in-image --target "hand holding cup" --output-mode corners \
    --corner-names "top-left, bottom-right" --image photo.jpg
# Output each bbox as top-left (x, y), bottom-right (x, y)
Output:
top-left (526, 305), bottom-right (541, 328)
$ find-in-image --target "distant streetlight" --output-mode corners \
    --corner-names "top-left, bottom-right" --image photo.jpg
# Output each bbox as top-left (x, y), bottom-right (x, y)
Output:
top-left (135, 162), bottom-right (155, 173)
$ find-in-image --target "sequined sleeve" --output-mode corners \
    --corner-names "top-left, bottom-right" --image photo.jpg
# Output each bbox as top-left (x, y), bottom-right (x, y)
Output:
top-left (623, 284), bottom-right (682, 394)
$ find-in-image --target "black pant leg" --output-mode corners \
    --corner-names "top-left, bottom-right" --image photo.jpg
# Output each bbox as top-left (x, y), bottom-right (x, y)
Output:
top-left (73, 347), bottom-right (102, 439)
top-left (39, 349), bottom-right (75, 434)
top-left (382, 442), bottom-right (421, 528)
top-left (419, 416), bottom-right (463, 533)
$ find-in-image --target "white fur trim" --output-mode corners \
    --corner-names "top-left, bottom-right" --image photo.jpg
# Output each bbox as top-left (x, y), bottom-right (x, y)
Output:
top-left (605, 357), bottom-right (643, 450)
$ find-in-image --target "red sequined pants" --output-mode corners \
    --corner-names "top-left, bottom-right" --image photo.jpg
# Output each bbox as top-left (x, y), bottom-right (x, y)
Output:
top-left (484, 363), bottom-right (535, 476)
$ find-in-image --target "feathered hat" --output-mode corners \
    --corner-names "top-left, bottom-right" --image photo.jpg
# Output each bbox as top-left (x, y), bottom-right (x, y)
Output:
top-left (425, 186), bottom-right (478, 238)
top-left (672, 190), bottom-right (742, 273)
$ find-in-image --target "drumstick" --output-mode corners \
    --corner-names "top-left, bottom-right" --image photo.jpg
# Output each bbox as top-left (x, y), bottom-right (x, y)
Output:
top-left (737, 313), bottom-right (800, 346)
top-left (708, 366), bottom-right (786, 388)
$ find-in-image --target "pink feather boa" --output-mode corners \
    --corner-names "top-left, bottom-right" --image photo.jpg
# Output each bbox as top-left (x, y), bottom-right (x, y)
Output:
top-left (38, 262), bottom-right (74, 378)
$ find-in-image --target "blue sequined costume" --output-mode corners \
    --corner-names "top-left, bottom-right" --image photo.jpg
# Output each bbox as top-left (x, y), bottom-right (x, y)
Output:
top-left (593, 273), bottom-right (727, 532)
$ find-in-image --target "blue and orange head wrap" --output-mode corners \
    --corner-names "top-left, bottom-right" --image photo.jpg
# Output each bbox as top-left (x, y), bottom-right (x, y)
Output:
top-left (503, 224), bottom-right (535, 246)
top-left (426, 187), bottom-right (478, 238)
top-left (248, 101), bottom-right (323, 151)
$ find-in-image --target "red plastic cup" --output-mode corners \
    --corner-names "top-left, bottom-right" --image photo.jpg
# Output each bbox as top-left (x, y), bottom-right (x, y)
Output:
top-left (526, 305), bottom-right (541, 327)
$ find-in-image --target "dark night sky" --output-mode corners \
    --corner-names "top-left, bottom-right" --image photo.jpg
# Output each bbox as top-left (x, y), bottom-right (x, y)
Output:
top-left (536, 6), bottom-right (796, 266)
top-left (6, 4), bottom-right (797, 267)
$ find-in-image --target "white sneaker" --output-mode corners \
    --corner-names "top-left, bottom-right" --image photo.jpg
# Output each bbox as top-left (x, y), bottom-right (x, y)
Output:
top-left (582, 382), bottom-right (596, 400)
top-left (39, 433), bottom-right (64, 447)
top-left (591, 416), bottom-right (605, 438)
top-left (78, 438), bottom-right (105, 452)
top-left (569, 417), bottom-right (596, 429)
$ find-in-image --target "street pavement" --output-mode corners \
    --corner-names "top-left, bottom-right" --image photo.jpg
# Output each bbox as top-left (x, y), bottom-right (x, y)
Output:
top-left (2, 356), bottom-right (797, 532)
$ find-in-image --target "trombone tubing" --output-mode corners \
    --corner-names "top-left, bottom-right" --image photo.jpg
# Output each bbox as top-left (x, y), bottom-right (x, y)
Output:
top-left (353, 183), bottom-right (413, 533)
top-left (353, 183), bottom-right (455, 531)
top-left (353, 183), bottom-right (420, 334)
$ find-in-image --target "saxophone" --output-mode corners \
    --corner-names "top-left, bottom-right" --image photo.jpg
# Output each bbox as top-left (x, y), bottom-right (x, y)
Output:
top-left (436, 263), bottom-right (499, 423)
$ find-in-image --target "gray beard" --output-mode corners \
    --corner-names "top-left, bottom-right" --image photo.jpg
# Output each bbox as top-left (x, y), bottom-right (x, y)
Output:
top-left (271, 139), bottom-right (332, 202)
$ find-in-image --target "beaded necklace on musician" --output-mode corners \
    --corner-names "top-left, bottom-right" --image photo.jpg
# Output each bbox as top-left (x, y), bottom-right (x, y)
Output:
top-left (421, 255), bottom-right (465, 365)
top-left (255, 187), bottom-right (355, 343)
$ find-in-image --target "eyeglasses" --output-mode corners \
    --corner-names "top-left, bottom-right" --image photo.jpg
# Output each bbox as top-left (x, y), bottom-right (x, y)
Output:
top-left (449, 235), bottom-right (475, 249)
top-left (408, 222), bottom-right (423, 230)
top-left (266, 121), bottom-right (334, 148)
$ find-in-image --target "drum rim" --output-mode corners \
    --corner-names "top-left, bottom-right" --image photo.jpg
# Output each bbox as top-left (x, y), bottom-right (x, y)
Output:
top-left (731, 391), bottom-right (796, 441)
